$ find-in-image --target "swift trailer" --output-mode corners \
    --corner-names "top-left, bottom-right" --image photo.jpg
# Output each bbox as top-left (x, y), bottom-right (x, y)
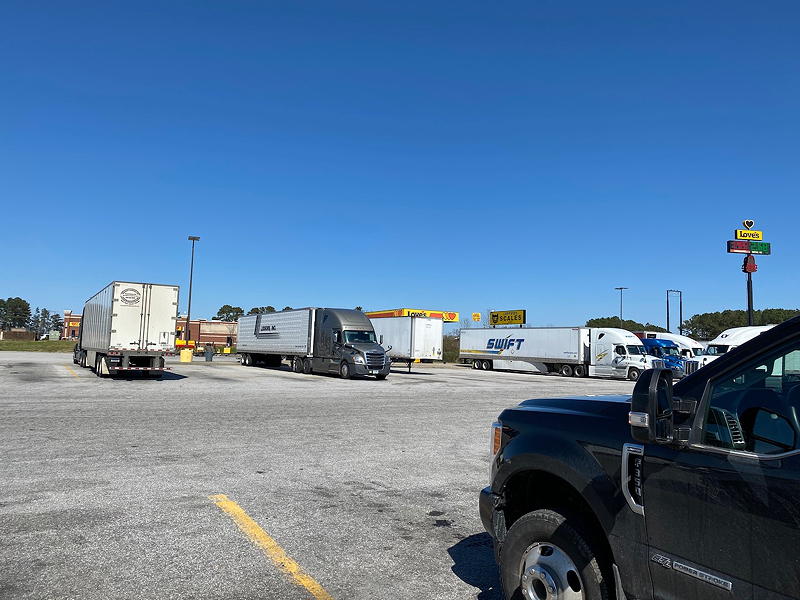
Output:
top-left (460, 327), bottom-right (664, 381)
top-left (72, 282), bottom-right (180, 377)
top-left (237, 308), bottom-right (391, 380)
top-left (369, 316), bottom-right (443, 372)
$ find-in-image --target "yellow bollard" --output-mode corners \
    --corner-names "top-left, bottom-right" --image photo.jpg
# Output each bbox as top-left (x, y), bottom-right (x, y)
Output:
top-left (180, 349), bottom-right (193, 363)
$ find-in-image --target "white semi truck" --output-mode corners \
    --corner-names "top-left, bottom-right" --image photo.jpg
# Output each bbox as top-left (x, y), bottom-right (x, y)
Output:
top-left (684, 324), bottom-right (775, 374)
top-left (237, 308), bottom-right (391, 379)
top-left (73, 282), bottom-right (179, 377)
top-left (369, 315), bottom-right (443, 372)
top-left (459, 327), bottom-right (663, 381)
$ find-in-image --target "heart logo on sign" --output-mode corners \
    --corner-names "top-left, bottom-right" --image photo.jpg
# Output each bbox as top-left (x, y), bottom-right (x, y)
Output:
top-left (743, 219), bottom-right (755, 229)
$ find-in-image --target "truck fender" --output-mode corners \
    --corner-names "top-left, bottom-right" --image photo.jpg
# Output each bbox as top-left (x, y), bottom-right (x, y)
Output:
top-left (494, 430), bottom-right (621, 538)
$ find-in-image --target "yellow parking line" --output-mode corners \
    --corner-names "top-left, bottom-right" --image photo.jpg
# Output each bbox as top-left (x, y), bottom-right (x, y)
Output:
top-left (209, 494), bottom-right (334, 600)
top-left (64, 366), bottom-right (79, 377)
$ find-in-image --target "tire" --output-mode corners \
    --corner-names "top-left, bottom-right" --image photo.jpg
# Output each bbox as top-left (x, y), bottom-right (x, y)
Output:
top-left (573, 364), bottom-right (586, 378)
top-left (627, 368), bottom-right (640, 381)
top-left (240, 354), bottom-right (248, 366)
top-left (292, 357), bottom-right (303, 373)
top-left (472, 360), bottom-right (481, 370)
top-left (375, 374), bottom-right (387, 380)
top-left (481, 360), bottom-right (492, 371)
top-left (500, 509), bottom-right (610, 600)
top-left (339, 362), bottom-right (351, 379)
top-left (303, 358), bottom-right (312, 374)
top-left (79, 353), bottom-right (86, 368)
top-left (560, 364), bottom-right (574, 377)
top-left (95, 356), bottom-right (105, 378)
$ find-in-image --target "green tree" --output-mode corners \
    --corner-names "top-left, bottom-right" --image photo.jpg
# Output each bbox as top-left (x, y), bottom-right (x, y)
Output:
top-left (214, 305), bottom-right (244, 321)
top-left (281, 306), bottom-right (293, 311)
top-left (442, 333), bottom-right (460, 363)
top-left (247, 306), bottom-right (276, 315)
top-left (354, 306), bottom-right (364, 312)
top-left (30, 307), bottom-right (40, 334)
top-left (0, 298), bottom-right (6, 329)
top-left (5, 297), bottom-right (31, 329)
top-left (585, 317), bottom-right (667, 332)
top-left (50, 313), bottom-right (64, 335)
top-left (681, 308), bottom-right (800, 339)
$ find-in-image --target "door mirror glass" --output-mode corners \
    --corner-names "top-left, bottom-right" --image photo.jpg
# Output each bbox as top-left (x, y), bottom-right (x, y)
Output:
top-left (629, 369), bottom-right (674, 444)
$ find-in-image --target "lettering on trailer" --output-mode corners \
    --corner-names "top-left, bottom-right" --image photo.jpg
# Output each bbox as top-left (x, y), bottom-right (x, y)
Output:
top-left (254, 315), bottom-right (280, 338)
top-left (119, 288), bottom-right (142, 306)
top-left (487, 338), bottom-right (524, 351)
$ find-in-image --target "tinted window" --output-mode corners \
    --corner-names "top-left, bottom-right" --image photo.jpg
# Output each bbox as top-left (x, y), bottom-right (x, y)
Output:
top-left (702, 344), bottom-right (800, 454)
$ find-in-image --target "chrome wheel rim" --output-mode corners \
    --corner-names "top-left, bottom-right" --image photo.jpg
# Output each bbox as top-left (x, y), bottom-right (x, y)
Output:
top-left (519, 542), bottom-right (584, 600)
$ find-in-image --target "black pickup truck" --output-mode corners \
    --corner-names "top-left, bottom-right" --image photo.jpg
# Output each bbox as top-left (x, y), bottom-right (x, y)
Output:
top-left (480, 316), bottom-right (800, 600)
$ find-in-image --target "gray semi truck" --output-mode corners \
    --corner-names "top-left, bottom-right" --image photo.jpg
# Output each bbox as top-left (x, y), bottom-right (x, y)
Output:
top-left (236, 308), bottom-right (391, 379)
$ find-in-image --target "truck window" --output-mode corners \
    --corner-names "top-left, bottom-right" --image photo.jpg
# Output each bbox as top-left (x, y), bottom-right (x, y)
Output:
top-left (615, 345), bottom-right (626, 356)
top-left (626, 345), bottom-right (646, 355)
top-left (701, 343), bottom-right (800, 455)
top-left (343, 330), bottom-right (377, 344)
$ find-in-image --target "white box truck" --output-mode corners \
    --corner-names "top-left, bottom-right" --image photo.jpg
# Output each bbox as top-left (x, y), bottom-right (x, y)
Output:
top-left (369, 316), bottom-right (443, 372)
top-left (459, 327), bottom-right (663, 381)
top-left (237, 308), bottom-right (391, 379)
top-left (72, 282), bottom-right (179, 377)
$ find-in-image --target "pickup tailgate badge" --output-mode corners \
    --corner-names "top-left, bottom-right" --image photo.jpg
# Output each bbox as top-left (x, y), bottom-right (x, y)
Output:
top-left (650, 554), bottom-right (733, 591)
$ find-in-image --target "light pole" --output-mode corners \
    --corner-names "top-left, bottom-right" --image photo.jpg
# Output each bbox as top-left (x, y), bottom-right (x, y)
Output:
top-left (666, 289), bottom-right (683, 334)
top-left (185, 236), bottom-right (200, 342)
top-left (614, 287), bottom-right (629, 324)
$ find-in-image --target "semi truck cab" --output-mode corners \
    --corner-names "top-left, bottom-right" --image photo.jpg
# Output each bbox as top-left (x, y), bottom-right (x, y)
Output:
top-left (640, 338), bottom-right (685, 379)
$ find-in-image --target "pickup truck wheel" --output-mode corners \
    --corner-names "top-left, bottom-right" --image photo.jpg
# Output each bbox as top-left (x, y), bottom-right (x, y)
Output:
top-left (560, 364), bottom-right (574, 377)
top-left (339, 362), bottom-right (351, 379)
top-left (500, 509), bottom-right (610, 600)
top-left (627, 368), bottom-right (640, 381)
top-left (292, 357), bottom-right (303, 373)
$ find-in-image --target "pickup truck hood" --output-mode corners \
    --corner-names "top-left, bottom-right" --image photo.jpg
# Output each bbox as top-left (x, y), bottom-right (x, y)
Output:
top-left (516, 395), bottom-right (631, 419)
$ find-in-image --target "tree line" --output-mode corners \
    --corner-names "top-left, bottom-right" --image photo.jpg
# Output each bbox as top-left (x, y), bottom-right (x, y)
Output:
top-left (0, 297), bottom-right (63, 337)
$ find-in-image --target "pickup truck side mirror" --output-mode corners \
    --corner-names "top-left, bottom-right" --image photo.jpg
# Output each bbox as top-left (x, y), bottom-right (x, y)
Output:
top-left (629, 368), bottom-right (674, 444)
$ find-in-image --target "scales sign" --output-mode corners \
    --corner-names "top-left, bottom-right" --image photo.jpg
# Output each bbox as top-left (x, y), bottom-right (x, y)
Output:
top-left (489, 310), bottom-right (526, 326)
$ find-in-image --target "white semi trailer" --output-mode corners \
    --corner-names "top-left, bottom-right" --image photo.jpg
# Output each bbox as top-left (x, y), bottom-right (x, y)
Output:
top-left (459, 327), bottom-right (663, 381)
top-left (73, 282), bottom-right (179, 377)
top-left (369, 316), bottom-right (443, 372)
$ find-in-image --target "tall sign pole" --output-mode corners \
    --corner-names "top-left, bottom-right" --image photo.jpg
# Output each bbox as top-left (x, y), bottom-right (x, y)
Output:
top-left (726, 220), bottom-right (769, 326)
top-left (186, 236), bottom-right (201, 342)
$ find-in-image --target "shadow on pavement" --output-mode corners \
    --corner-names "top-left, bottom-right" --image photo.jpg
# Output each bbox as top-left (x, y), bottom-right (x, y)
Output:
top-left (447, 533), bottom-right (502, 600)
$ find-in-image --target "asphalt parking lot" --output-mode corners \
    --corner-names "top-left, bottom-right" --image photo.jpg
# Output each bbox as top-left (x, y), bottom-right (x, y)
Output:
top-left (0, 352), bottom-right (635, 600)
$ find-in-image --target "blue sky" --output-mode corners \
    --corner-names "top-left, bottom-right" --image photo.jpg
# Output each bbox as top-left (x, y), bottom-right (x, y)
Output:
top-left (2, 1), bottom-right (798, 330)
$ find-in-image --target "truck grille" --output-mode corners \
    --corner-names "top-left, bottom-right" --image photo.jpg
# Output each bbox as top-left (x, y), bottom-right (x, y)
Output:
top-left (365, 352), bottom-right (385, 369)
top-left (684, 360), bottom-right (700, 375)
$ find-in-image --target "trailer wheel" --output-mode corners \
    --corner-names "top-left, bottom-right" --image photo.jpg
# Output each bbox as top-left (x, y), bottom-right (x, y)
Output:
top-left (79, 352), bottom-right (87, 368)
top-left (339, 362), bottom-right (352, 379)
top-left (95, 356), bottom-right (106, 378)
top-left (481, 360), bottom-right (493, 371)
top-left (627, 367), bottom-right (641, 381)
top-left (292, 357), bottom-right (303, 373)
top-left (302, 358), bottom-right (312, 374)
top-left (240, 353), bottom-right (250, 366)
top-left (472, 360), bottom-right (481, 370)
top-left (573, 364), bottom-right (586, 377)
top-left (560, 364), bottom-right (574, 377)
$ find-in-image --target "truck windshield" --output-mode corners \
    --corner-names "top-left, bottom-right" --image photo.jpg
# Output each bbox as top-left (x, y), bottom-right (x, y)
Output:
top-left (343, 330), bottom-right (377, 344)
top-left (661, 346), bottom-right (681, 356)
top-left (627, 345), bottom-right (647, 355)
top-left (705, 345), bottom-right (729, 356)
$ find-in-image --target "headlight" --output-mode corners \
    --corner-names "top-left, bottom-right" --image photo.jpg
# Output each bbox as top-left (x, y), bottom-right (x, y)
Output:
top-left (353, 355), bottom-right (365, 364)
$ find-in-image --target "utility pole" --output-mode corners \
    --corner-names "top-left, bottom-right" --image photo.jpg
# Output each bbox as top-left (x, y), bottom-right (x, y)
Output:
top-left (614, 287), bottom-right (628, 324)
top-left (667, 290), bottom-right (683, 334)
top-left (186, 236), bottom-right (200, 342)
